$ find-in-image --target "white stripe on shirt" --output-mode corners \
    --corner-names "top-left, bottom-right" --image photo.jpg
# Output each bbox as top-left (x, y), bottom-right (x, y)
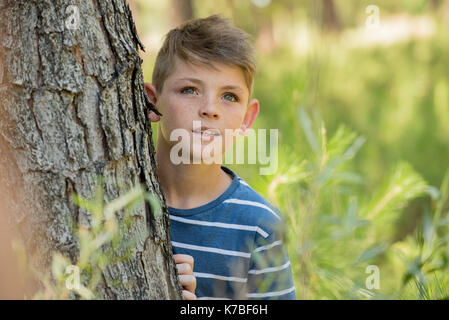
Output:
top-left (194, 272), bottom-right (248, 283)
top-left (254, 240), bottom-right (283, 253)
top-left (169, 214), bottom-right (269, 238)
top-left (171, 241), bottom-right (251, 258)
top-left (246, 286), bottom-right (296, 298)
top-left (224, 199), bottom-right (281, 220)
top-left (248, 261), bottom-right (291, 275)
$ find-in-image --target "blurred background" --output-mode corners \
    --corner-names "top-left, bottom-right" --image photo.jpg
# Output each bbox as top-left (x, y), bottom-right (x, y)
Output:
top-left (131, 0), bottom-right (449, 299)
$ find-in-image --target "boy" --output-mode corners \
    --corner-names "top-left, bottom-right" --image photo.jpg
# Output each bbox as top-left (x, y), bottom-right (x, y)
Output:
top-left (145, 15), bottom-right (296, 300)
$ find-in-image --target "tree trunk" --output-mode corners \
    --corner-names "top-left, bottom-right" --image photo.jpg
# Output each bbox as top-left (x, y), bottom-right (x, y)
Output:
top-left (0, 0), bottom-right (182, 300)
top-left (170, 0), bottom-right (194, 27)
top-left (315, 0), bottom-right (341, 32)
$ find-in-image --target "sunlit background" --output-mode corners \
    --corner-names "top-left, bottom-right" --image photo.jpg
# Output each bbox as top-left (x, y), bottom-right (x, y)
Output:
top-left (131, 0), bottom-right (449, 299)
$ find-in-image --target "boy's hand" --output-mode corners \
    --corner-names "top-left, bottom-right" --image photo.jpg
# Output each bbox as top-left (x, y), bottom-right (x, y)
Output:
top-left (174, 254), bottom-right (197, 300)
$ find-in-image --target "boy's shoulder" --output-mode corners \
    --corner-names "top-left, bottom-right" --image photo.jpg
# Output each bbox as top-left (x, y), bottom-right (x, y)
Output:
top-left (220, 167), bottom-right (285, 236)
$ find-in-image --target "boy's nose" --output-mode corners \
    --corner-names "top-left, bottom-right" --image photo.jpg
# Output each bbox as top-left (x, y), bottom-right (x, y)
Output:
top-left (200, 110), bottom-right (219, 119)
top-left (199, 101), bottom-right (220, 119)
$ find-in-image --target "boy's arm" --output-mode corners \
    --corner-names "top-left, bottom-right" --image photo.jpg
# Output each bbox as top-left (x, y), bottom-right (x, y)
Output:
top-left (246, 222), bottom-right (296, 300)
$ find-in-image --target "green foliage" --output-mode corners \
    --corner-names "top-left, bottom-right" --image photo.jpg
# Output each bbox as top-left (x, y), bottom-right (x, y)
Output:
top-left (245, 107), bottom-right (448, 299)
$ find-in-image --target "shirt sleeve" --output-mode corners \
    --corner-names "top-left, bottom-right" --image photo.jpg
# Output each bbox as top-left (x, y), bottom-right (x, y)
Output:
top-left (245, 218), bottom-right (296, 300)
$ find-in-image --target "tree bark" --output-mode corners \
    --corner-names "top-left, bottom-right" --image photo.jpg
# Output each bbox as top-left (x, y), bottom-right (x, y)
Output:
top-left (0, 0), bottom-right (182, 299)
top-left (314, 0), bottom-right (341, 32)
top-left (170, 0), bottom-right (194, 27)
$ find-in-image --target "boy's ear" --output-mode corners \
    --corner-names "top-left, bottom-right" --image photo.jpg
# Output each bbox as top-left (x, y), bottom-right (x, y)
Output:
top-left (144, 82), bottom-right (161, 122)
top-left (240, 98), bottom-right (260, 135)
top-left (144, 82), bottom-right (158, 104)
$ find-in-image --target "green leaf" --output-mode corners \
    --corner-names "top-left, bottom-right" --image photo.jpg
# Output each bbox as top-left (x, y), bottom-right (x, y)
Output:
top-left (298, 107), bottom-right (319, 153)
top-left (355, 242), bottom-right (389, 264)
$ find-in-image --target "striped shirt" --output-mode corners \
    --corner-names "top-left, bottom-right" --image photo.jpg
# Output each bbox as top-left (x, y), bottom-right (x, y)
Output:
top-left (169, 166), bottom-right (296, 300)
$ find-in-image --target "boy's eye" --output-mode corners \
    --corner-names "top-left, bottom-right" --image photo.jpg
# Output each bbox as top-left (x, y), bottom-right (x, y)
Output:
top-left (223, 93), bottom-right (239, 102)
top-left (180, 87), bottom-right (197, 95)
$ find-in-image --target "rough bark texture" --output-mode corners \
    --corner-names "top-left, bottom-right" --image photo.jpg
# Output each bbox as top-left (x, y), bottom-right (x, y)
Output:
top-left (0, 0), bottom-right (182, 299)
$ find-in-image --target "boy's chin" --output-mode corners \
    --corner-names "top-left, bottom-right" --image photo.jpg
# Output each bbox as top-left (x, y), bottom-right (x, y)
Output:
top-left (191, 150), bottom-right (224, 165)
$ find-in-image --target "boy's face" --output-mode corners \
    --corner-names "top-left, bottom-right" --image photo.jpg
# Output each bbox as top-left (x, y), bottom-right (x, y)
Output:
top-left (146, 57), bottom-right (259, 162)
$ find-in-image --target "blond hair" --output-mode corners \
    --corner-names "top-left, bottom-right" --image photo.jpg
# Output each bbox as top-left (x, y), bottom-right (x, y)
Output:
top-left (152, 15), bottom-right (257, 97)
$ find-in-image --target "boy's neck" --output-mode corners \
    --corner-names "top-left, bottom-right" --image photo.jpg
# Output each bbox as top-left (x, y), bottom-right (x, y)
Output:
top-left (155, 141), bottom-right (233, 210)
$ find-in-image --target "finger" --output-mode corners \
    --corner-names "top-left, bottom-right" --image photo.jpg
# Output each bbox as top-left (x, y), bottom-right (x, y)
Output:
top-left (148, 111), bottom-right (160, 122)
top-left (176, 263), bottom-right (192, 275)
top-left (174, 254), bottom-right (194, 271)
top-left (182, 290), bottom-right (197, 300)
top-left (179, 274), bottom-right (196, 294)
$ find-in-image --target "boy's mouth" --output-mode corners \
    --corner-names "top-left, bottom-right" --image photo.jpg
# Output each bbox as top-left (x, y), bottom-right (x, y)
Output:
top-left (192, 127), bottom-right (221, 140)
top-left (192, 127), bottom-right (221, 137)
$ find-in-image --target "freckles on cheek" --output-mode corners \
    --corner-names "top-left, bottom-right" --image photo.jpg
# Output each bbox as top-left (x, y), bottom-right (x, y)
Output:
top-left (162, 97), bottom-right (194, 129)
top-left (166, 95), bottom-right (189, 113)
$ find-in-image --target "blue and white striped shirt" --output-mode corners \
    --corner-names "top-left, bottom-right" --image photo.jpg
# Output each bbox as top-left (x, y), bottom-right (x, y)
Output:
top-left (169, 166), bottom-right (296, 300)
